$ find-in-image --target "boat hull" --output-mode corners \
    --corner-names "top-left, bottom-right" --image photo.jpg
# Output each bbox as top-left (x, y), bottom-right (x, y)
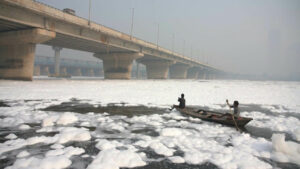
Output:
top-left (176, 107), bottom-right (252, 127)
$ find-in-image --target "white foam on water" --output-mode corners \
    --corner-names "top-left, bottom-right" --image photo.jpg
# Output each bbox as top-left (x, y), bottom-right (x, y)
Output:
top-left (19, 124), bottom-right (30, 130)
top-left (5, 133), bottom-right (17, 140)
top-left (149, 142), bottom-right (175, 157)
top-left (0, 127), bottom-right (90, 156)
top-left (168, 156), bottom-right (185, 163)
top-left (271, 133), bottom-right (300, 165)
top-left (87, 148), bottom-right (146, 169)
top-left (6, 156), bottom-right (71, 169)
top-left (45, 146), bottom-right (84, 158)
top-left (1, 80), bottom-right (299, 111)
top-left (50, 144), bottom-right (64, 149)
top-left (56, 127), bottom-right (91, 144)
top-left (56, 112), bottom-right (78, 125)
top-left (16, 150), bottom-right (30, 158)
top-left (1, 80), bottom-right (300, 168)
top-left (243, 111), bottom-right (300, 141)
top-left (95, 139), bottom-right (123, 150)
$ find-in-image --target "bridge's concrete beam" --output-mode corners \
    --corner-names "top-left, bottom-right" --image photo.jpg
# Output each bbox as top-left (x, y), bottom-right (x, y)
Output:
top-left (169, 63), bottom-right (191, 79)
top-left (187, 67), bottom-right (202, 79)
top-left (138, 58), bottom-right (174, 79)
top-left (0, 28), bottom-right (55, 80)
top-left (95, 52), bottom-right (143, 79)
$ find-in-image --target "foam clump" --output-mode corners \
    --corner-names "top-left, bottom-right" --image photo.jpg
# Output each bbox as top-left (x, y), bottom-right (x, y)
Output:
top-left (160, 128), bottom-right (183, 137)
top-left (271, 133), bottom-right (300, 165)
top-left (6, 156), bottom-right (71, 169)
top-left (57, 112), bottom-right (78, 125)
top-left (51, 144), bottom-right (64, 149)
top-left (293, 128), bottom-right (300, 141)
top-left (149, 142), bottom-right (175, 156)
top-left (168, 156), bottom-right (185, 163)
top-left (16, 150), bottom-right (30, 158)
top-left (46, 146), bottom-right (84, 158)
top-left (5, 133), bottom-right (17, 140)
top-left (19, 124), bottom-right (30, 130)
top-left (42, 116), bottom-right (57, 127)
top-left (95, 139), bottom-right (123, 150)
top-left (87, 149), bottom-right (146, 169)
top-left (57, 127), bottom-right (91, 144)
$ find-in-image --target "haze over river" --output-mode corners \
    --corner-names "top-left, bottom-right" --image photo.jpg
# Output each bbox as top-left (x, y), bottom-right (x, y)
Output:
top-left (0, 79), bottom-right (300, 169)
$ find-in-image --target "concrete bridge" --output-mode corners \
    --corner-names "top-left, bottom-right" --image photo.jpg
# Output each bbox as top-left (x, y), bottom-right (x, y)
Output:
top-left (0, 0), bottom-right (223, 81)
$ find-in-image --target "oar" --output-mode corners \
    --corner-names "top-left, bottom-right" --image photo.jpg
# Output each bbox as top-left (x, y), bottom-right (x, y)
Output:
top-left (227, 99), bottom-right (241, 132)
top-left (231, 114), bottom-right (241, 132)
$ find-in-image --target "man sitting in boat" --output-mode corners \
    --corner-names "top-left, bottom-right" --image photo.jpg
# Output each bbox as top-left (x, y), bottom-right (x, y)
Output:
top-left (178, 94), bottom-right (186, 109)
top-left (226, 99), bottom-right (240, 117)
top-left (170, 93), bottom-right (186, 110)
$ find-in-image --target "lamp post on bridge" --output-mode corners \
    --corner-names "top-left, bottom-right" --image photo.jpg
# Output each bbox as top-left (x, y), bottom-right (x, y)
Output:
top-left (130, 8), bottom-right (134, 39)
top-left (156, 23), bottom-right (159, 48)
top-left (88, 0), bottom-right (91, 25)
top-left (172, 33), bottom-right (175, 54)
top-left (182, 39), bottom-right (185, 56)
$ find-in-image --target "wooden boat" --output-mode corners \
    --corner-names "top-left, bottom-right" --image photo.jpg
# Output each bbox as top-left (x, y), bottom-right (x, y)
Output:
top-left (175, 106), bottom-right (253, 127)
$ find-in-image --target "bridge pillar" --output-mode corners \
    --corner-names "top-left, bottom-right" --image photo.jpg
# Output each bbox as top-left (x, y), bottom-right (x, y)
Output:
top-left (198, 70), bottom-right (206, 79)
top-left (34, 65), bottom-right (41, 76)
top-left (53, 46), bottom-right (62, 76)
top-left (169, 63), bottom-right (191, 79)
top-left (88, 69), bottom-right (95, 77)
top-left (95, 52), bottom-right (143, 79)
top-left (41, 66), bottom-right (50, 76)
top-left (0, 28), bottom-right (55, 80)
top-left (74, 68), bottom-right (82, 76)
top-left (61, 67), bottom-right (67, 76)
top-left (138, 59), bottom-right (174, 79)
top-left (187, 67), bottom-right (200, 79)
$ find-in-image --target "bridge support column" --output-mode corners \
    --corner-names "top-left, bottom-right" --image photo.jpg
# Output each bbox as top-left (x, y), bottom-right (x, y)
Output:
top-left (61, 67), bottom-right (67, 76)
top-left (34, 65), bottom-right (40, 76)
top-left (53, 46), bottom-right (62, 76)
top-left (88, 69), bottom-right (94, 77)
top-left (0, 28), bottom-right (55, 80)
top-left (95, 52), bottom-right (143, 79)
top-left (169, 63), bottom-right (190, 79)
top-left (41, 66), bottom-right (50, 76)
top-left (198, 70), bottom-right (206, 79)
top-left (74, 68), bottom-right (82, 76)
top-left (187, 67), bottom-right (200, 79)
top-left (139, 59), bottom-right (174, 79)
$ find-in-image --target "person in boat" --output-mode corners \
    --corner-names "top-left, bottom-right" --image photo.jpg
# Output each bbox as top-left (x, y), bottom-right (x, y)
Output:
top-left (170, 93), bottom-right (186, 110)
top-left (178, 94), bottom-right (186, 109)
top-left (226, 99), bottom-right (240, 117)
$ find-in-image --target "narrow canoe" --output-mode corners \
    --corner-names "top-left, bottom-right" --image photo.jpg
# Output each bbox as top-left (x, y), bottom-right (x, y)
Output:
top-left (175, 107), bottom-right (252, 127)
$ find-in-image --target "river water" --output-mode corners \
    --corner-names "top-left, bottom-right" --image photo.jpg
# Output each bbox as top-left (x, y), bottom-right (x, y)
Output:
top-left (0, 78), bottom-right (299, 169)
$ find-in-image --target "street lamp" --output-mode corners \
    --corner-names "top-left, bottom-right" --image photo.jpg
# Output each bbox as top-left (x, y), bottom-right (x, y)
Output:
top-left (182, 40), bottom-right (185, 56)
top-left (130, 8), bottom-right (134, 39)
top-left (156, 23), bottom-right (159, 48)
top-left (172, 33), bottom-right (175, 54)
top-left (88, 0), bottom-right (91, 25)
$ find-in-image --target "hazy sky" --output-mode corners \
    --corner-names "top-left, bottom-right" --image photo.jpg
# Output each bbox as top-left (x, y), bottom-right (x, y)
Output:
top-left (36, 0), bottom-right (300, 78)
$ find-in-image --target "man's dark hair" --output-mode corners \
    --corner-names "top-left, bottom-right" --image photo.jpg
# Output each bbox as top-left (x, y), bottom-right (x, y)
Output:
top-left (234, 101), bottom-right (239, 106)
top-left (181, 93), bottom-right (184, 98)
